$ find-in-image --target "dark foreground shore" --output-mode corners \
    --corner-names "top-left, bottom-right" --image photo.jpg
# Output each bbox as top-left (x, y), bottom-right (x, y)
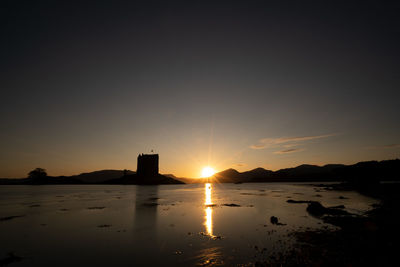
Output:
top-left (262, 183), bottom-right (400, 267)
top-left (0, 183), bottom-right (395, 266)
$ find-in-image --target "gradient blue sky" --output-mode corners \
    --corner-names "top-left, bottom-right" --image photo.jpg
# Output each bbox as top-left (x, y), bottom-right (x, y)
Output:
top-left (1, 1), bottom-right (399, 178)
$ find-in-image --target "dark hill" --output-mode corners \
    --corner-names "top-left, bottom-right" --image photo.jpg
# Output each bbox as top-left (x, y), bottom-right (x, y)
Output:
top-left (273, 164), bottom-right (340, 181)
top-left (0, 170), bottom-right (182, 185)
top-left (241, 168), bottom-right (274, 182)
top-left (213, 168), bottom-right (242, 183)
top-left (1, 159), bottom-right (398, 185)
top-left (21, 176), bottom-right (82, 185)
top-left (104, 173), bottom-right (184, 185)
top-left (211, 159), bottom-right (400, 184)
top-left (70, 169), bottom-right (135, 183)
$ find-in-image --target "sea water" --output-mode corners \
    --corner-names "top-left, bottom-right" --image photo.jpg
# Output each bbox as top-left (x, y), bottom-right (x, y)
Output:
top-left (0, 183), bottom-right (378, 266)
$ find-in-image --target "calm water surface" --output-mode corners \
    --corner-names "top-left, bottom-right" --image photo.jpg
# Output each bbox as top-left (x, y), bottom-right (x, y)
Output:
top-left (0, 183), bottom-right (378, 266)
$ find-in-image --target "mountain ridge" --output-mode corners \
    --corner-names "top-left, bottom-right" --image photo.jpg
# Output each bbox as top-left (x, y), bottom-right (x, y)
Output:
top-left (210, 159), bottom-right (399, 184)
top-left (1, 159), bottom-right (399, 185)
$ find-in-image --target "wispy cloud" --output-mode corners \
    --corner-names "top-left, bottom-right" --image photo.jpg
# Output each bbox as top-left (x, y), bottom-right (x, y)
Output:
top-left (250, 134), bottom-right (336, 150)
top-left (234, 163), bottom-right (247, 167)
top-left (367, 144), bottom-right (400, 149)
top-left (273, 148), bottom-right (303, 154)
top-left (383, 144), bottom-right (400, 148)
top-left (282, 143), bottom-right (301, 148)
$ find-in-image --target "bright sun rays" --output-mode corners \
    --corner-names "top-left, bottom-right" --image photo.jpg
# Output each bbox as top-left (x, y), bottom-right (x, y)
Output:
top-left (201, 166), bottom-right (216, 178)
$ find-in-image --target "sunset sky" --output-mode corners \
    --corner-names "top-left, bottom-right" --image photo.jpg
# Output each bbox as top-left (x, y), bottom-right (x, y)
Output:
top-left (1, 1), bottom-right (399, 178)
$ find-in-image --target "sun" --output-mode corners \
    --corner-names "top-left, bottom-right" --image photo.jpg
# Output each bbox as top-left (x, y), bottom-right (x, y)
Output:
top-left (201, 166), bottom-right (216, 178)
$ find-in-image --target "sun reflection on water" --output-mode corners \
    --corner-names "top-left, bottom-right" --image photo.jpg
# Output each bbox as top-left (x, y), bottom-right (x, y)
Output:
top-left (205, 183), bottom-right (212, 205)
top-left (205, 207), bottom-right (213, 236)
top-left (204, 183), bottom-right (214, 237)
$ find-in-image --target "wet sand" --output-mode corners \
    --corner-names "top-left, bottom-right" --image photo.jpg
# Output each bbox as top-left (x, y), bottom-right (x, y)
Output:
top-left (264, 183), bottom-right (400, 267)
top-left (0, 183), bottom-right (381, 266)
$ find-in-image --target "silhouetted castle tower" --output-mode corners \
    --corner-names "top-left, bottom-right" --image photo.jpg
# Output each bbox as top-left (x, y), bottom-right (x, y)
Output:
top-left (137, 153), bottom-right (159, 176)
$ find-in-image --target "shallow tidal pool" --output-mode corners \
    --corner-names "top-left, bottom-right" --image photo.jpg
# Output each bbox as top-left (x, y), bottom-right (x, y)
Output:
top-left (0, 183), bottom-right (378, 266)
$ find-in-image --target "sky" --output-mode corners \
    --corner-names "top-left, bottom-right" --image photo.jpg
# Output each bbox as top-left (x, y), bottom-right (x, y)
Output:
top-left (1, 0), bottom-right (399, 178)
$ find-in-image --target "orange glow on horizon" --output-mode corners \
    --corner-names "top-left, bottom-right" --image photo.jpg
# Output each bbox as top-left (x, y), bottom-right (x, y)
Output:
top-left (201, 166), bottom-right (216, 178)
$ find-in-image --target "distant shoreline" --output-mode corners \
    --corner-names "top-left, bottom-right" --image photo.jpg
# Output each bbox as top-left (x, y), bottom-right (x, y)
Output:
top-left (1, 159), bottom-right (398, 185)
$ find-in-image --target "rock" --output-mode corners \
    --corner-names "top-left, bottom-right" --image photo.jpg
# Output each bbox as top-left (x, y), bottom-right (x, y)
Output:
top-left (307, 201), bottom-right (351, 217)
top-left (306, 202), bottom-right (327, 216)
top-left (142, 203), bottom-right (158, 207)
top-left (287, 199), bottom-right (311, 204)
top-left (328, 205), bottom-right (345, 209)
top-left (97, 224), bottom-right (112, 228)
top-left (0, 215), bottom-right (25, 221)
top-left (270, 216), bottom-right (286, 225)
top-left (222, 203), bottom-right (241, 207)
top-left (287, 200), bottom-right (350, 217)
top-left (0, 252), bottom-right (23, 265)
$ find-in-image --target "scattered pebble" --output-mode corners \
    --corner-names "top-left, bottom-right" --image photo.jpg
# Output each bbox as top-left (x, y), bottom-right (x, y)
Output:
top-left (0, 252), bottom-right (23, 265)
top-left (287, 200), bottom-right (310, 204)
top-left (142, 203), bottom-right (158, 207)
top-left (223, 203), bottom-right (241, 207)
top-left (270, 216), bottom-right (286, 226)
top-left (0, 215), bottom-right (25, 221)
top-left (174, 250), bottom-right (183, 255)
top-left (97, 224), bottom-right (112, 228)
